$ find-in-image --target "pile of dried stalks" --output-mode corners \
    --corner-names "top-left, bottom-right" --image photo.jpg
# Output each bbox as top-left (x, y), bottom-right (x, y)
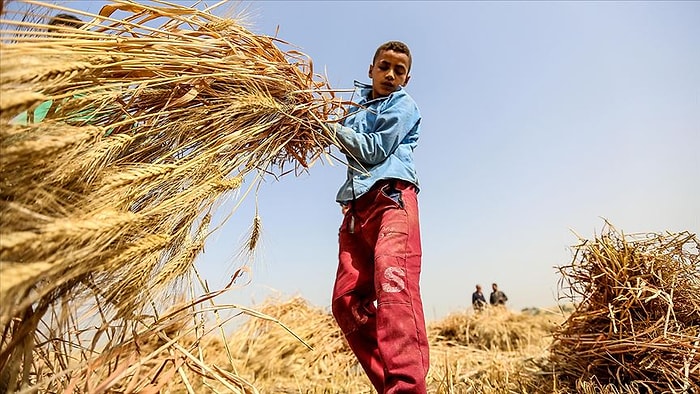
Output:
top-left (0, 1), bottom-right (341, 392)
top-left (225, 291), bottom-right (695, 394)
top-left (551, 223), bottom-right (700, 392)
top-left (224, 296), bottom-right (568, 393)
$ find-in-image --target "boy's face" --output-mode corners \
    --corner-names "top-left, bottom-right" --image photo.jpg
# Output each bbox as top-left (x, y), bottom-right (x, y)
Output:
top-left (368, 49), bottom-right (411, 99)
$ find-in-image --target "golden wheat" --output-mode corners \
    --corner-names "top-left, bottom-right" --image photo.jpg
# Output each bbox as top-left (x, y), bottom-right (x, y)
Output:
top-left (1, 0), bottom-right (343, 391)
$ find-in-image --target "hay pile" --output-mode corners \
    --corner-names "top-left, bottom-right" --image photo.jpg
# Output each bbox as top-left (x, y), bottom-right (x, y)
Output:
top-left (0, 1), bottom-right (341, 392)
top-left (551, 224), bottom-right (700, 392)
top-left (226, 286), bottom-right (695, 393)
top-left (223, 297), bottom-right (568, 393)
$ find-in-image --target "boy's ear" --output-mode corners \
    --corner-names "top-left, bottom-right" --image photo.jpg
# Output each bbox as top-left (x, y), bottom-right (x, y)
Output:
top-left (368, 64), bottom-right (373, 79)
top-left (402, 74), bottom-right (411, 86)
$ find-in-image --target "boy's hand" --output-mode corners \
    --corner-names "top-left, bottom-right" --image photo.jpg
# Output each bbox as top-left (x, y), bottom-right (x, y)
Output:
top-left (319, 123), bottom-right (348, 146)
top-left (319, 122), bottom-right (339, 139)
top-left (318, 123), bottom-right (350, 154)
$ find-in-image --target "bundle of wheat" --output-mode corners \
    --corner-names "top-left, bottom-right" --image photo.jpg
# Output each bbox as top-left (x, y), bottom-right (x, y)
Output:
top-left (0, 1), bottom-right (342, 392)
top-left (551, 223), bottom-right (700, 392)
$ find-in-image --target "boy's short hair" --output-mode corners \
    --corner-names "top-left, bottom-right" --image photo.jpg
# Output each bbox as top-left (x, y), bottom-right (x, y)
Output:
top-left (48, 13), bottom-right (84, 31)
top-left (372, 41), bottom-right (412, 72)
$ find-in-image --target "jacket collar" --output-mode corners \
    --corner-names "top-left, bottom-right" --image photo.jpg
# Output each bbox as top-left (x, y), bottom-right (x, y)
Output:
top-left (354, 80), bottom-right (373, 101)
top-left (354, 80), bottom-right (403, 102)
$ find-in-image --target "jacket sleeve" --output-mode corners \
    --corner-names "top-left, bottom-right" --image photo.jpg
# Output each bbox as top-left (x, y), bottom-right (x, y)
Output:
top-left (332, 96), bottom-right (419, 165)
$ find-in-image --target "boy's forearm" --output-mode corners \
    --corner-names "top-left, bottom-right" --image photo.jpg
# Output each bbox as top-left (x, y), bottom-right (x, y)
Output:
top-left (325, 92), bottom-right (419, 164)
top-left (329, 123), bottom-right (386, 164)
top-left (327, 119), bottom-right (410, 165)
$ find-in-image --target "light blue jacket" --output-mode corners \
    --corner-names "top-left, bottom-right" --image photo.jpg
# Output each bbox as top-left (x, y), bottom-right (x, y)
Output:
top-left (333, 81), bottom-right (421, 203)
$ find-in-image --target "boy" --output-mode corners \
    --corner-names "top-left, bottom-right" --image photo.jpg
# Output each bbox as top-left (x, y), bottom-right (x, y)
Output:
top-left (326, 41), bottom-right (429, 393)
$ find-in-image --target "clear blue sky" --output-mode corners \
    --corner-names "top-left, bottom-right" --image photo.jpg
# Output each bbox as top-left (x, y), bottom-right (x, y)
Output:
top-left (44, 1), bottom-right (700, 320)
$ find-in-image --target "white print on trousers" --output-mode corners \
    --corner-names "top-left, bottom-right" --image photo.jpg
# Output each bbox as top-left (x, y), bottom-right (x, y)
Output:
top-left (382, 267), bottom-right (406, 293)
top-left (351, 302), bottom-right (368, 325)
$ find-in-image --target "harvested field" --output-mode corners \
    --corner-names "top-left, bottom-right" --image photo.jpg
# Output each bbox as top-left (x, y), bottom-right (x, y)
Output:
top-left (222, 297), bottom-right (567, 394)
top-left (107, 224), bottom-right (698, 393)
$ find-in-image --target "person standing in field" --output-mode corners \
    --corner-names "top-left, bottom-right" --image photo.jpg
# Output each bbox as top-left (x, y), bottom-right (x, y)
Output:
top-left (47, 13), bottom-right (84, 32)
top-left (11, 13), bottom-right (85, 125)
top-left (489, 282), bottom-right (508, 306)
top-left (472, 284), bottom-right (487, 312)
top-left (324, 41), bottom-right (429, 393)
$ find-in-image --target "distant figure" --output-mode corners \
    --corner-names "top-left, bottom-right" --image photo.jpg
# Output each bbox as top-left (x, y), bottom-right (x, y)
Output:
top-left (489, 283), bottom-right (508, 306)
top-left (471, 284), bottom-right (487, 312)
top-left (47, 13), bottom-right (84, 32)
top-left (11, 13), bottom-right (85, 126)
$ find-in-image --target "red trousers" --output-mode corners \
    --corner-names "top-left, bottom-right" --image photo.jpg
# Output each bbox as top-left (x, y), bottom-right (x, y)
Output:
top-left (332, 179), bottom-right (430, 394)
